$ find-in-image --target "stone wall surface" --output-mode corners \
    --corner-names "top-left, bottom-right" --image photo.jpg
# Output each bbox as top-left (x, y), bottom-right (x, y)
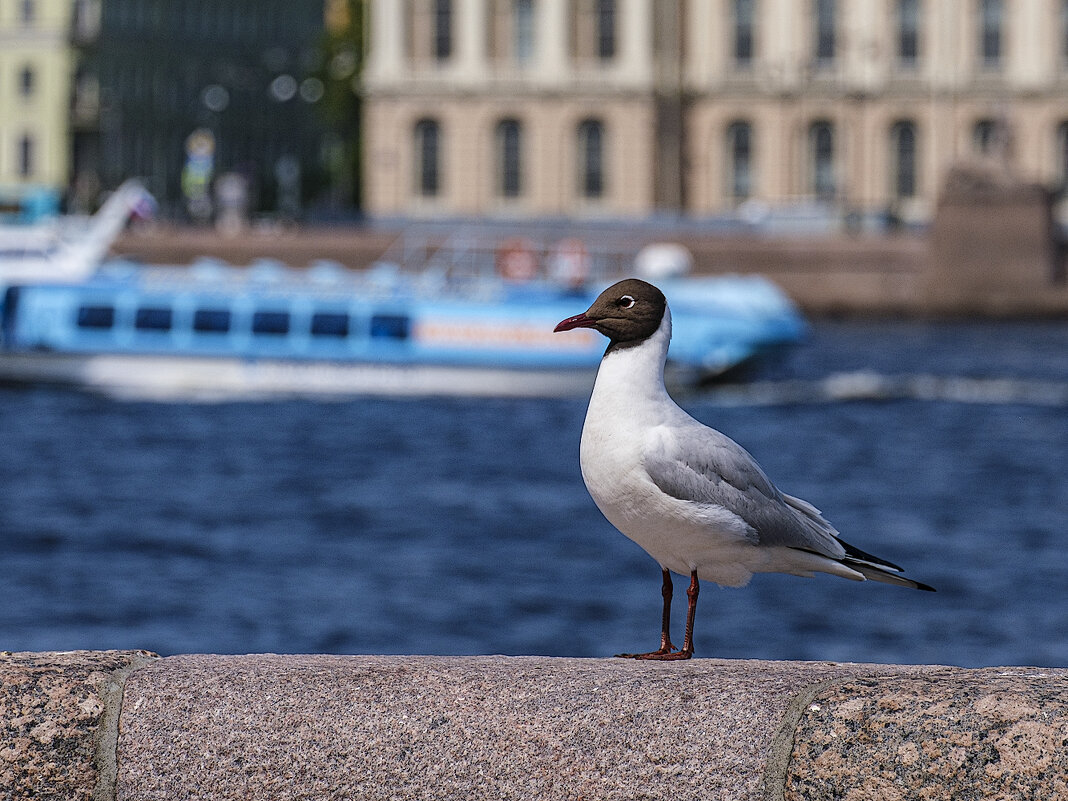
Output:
top-left (784, 668), bottom-right (1068, 801)
top-left (0, 650), bottom-right (157, 801)
top-left (114, 655), bottom-right (914, 801)
top-left (1, 652), bottom-right (1066, 801)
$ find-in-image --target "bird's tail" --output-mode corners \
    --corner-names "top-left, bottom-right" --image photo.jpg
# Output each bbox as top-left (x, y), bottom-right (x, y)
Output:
top-left (838, 539), bottom-right (936, 591)
top-left (843, 559), bottom-right (936, 591)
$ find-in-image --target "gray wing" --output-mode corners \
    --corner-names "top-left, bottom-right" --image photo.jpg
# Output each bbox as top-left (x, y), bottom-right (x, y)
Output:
top-left (643, 420), bottom-right (846, 559)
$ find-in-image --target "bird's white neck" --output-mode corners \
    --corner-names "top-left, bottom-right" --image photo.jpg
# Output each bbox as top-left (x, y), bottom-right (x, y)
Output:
top-left (588, 307), bottom-right (673, 416)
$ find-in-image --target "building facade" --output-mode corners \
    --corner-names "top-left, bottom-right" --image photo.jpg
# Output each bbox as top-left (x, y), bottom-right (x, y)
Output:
top-left (0, 0), bottom-right (73, 192)
top-left (363, 0), bottom-right (1068, 224)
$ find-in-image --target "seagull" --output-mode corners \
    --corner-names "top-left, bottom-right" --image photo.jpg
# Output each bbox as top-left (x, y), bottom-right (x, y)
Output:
top-left (554, 278), bottom-right (934, 661)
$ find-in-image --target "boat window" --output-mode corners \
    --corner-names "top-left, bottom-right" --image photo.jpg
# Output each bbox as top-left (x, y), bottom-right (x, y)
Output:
top-left (311, 311), bottom-right (349, 337)
top-left (370, 314), bottom-right (410, 340)
top-left (135, 307), bottom-right (173, 331)
top-left (193, 308), bottom-right (231, 333)
top-left (76, 305), bottom-right (115, 329)
top-left (252, 310), bottom-right (290, 335)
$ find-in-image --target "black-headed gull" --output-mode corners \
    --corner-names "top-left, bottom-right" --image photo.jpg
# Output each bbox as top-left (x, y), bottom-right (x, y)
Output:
top-left (555, 278), bottom-right (934, 661)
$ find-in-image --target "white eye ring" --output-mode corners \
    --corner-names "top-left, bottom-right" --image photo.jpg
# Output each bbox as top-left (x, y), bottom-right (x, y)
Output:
top-left (619, 295), bottom-right (636, 309)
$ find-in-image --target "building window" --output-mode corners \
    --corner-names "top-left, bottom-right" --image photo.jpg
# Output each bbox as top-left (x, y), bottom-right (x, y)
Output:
top-left (897, 0), bottom-right (920, 67)
top-left (733, 0), bottom-right (755, 66)
top-left (814, 0), bottom-right (835, 65)
top-left (434, 0), bottom-right (453, 60)
top-left (809, 121), bottom-right (835, 200)
top-left (515, 0), bottom-right (535, 65)
top-left (20, 0), bottom-right (36, 25)
top-left (973, 118), bottom-right (1001, 155)
top-left (890, 120), bottom-right (917, 198)
top-left (571, 0), bottom-right (616, 62)
top-left (577, 119), bottom-right (605, 199)
top-left (18, 135), bottom-right (34, 178)
top-left (726, 121), bottom-right (753, 201)
top-left (496, 119), bottom-right (523, 198)
top-left (413, 118), bottom-right (442, 197)
top-left (596, 0), bottom-right (616, 60)
top-left (979, 0), bottom-right (1002, 68)
top-left (19, 66), bottom-right (35, 97)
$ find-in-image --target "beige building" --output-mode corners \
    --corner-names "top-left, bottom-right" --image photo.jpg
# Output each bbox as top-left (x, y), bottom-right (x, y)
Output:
top-left (0, 0), bottom-right (73, 192)
top-left (363, 0), bottom-right (1068, 224)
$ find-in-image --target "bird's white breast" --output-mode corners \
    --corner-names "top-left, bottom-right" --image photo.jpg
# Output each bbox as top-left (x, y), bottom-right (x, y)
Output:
top-left (578, 313), bottom-right (760, 583)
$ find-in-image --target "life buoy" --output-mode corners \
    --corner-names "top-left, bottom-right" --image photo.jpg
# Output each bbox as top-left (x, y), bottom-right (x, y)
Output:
top-left (496, 238), bottom-right (538, 281)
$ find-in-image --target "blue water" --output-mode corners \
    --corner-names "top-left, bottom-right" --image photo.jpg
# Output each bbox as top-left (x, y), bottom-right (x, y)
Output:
top-left (1, 320), bottom-right (1066, 667)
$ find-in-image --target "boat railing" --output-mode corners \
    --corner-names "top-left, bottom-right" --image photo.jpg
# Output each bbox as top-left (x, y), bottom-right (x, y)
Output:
top-left (375, 225), bottom-right (648, 293)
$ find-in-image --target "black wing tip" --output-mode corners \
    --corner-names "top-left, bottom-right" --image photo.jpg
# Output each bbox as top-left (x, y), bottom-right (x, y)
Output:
top-left (852, 563), bottom-right (937, 592)
top-left (792, 543), bottom-right (936, 592)
top-left (838, 539), bottom-right (904, 572)
top-left (838, 540), bottom-right (937, 592)
top-left (840, 555), bottom-right (937, 592)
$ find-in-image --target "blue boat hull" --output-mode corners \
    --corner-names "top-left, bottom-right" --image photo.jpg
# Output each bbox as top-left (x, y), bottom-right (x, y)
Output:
top-left (0, 266), bottom-right (805, 397)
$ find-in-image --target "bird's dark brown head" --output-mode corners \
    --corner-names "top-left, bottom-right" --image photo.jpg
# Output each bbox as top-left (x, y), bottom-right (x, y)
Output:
top-left (553, 278), bottom-right (667, 346)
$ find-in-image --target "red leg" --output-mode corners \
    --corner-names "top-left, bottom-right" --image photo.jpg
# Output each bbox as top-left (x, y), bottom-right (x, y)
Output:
top-left (677, 571), bottom-right (699, 658)
top-left (617, 568), bottom-right (690, 660)
top-left (618, 570), bottom-right (699, 661)
top-left (657, 568), bottom-right (675, 653)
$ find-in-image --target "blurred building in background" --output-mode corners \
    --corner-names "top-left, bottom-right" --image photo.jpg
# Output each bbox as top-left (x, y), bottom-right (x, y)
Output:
top-left (363, 0), bottom-right (1068, 226)
top-left (10, 1), bottom-right (1068, 228)
top-left (0, 0), bottom-right (72, 192)
top-left (69, 0), bottom-right (333, 218)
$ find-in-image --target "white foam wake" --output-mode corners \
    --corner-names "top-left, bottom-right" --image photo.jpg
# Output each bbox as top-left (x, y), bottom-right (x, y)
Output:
top-left (704, 371), bottom-right (1068, 407)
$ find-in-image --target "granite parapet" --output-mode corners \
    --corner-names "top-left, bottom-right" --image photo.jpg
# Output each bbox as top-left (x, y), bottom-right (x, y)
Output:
top-left (0, 650), bottom-right (157, 801)
top-left (2, 652), bottom-right (1066, 800)
top-left (116, 655), bottom-right (908, 801)
top-left (784, 668), bottom-right (1068, 801)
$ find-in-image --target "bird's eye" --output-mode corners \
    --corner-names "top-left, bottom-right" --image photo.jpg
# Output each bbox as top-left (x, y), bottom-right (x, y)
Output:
top-left (618, 295), bottom-right (636, 309)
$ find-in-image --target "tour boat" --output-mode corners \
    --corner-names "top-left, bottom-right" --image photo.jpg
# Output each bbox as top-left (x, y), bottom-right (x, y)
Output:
top-left (0, 239), bottom-right (805, 400)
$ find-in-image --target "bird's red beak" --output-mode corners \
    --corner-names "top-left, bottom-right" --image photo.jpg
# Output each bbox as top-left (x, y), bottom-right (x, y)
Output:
top-left (554, 312), bottom-right (596, 332)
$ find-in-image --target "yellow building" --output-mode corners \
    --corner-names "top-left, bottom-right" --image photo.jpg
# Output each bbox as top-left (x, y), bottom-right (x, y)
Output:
top-left (363, 0), bottom-right (1068, 225)
top-left (0, 0), bottom-right (72, 191)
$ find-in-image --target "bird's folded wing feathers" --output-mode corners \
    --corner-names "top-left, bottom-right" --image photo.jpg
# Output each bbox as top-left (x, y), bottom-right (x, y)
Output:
top-left (643, 423), bottom-right (846, 559)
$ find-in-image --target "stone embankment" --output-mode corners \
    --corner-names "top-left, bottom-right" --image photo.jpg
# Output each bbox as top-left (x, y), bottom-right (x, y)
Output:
top-left (3, 651), bottom-right (1066, 800)
top-left (113, 223), bottom-right (1068, 318)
